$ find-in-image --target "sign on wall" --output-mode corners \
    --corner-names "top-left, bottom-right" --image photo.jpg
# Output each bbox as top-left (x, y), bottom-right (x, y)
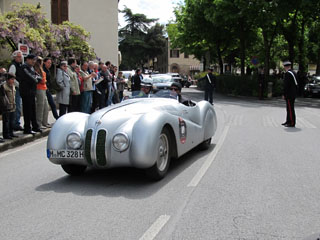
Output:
top-left (18, 43), bottom-right (29, 56)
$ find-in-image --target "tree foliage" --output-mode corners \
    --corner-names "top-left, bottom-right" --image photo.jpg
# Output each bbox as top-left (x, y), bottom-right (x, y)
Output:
top-left (119, 6), bottom-right (166, 70)
top-left (169, 0), bottom-right (320, 76)
top-left (0, 3), bottom-right (96, 61)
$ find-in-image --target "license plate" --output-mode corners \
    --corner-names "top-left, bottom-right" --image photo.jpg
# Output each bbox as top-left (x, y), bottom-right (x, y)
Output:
top-left (47, 149), bottom-right (84, 159)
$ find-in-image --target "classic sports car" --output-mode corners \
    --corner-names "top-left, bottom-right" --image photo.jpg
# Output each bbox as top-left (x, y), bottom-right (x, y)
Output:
top-left (47, 91), bottom-right (217, 180)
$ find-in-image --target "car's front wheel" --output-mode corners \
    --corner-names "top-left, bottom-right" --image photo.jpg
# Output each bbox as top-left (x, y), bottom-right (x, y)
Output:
top-left (61, 164), bottom-right (87, 176)
top-left (146, 128), bottom-right (171, 180)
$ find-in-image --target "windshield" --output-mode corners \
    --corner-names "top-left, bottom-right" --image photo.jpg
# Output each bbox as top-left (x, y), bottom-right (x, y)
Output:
top-left (123, 73), bottom-right (131, 79)
top-left (123, 90), bottom-right (178, 100)
top-left (152, 75), bottom-right (173, 83)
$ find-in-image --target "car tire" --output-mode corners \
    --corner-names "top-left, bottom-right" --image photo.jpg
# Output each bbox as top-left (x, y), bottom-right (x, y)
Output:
top-left (61, 164), bottom-right (87, 176)
top-left (198, 138), bottom-right (212, 151)
top-left (146, 128), bottom-right (171, 181)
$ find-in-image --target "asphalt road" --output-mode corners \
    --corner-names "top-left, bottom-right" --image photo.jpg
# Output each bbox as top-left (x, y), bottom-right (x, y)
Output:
top-left (1, 88), bottom-right (320, 240)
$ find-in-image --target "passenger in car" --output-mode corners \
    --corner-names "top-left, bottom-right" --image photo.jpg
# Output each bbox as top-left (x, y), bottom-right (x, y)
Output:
top-left (170, 82), bottom-right (194, 106)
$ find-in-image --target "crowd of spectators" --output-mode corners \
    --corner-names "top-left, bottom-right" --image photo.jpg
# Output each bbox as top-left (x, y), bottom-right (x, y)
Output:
top-left (0, 50), bottom-right (125, 142)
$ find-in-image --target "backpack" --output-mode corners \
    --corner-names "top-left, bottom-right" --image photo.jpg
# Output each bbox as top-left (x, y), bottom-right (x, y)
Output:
top-left (0, 84), bottom-right (10, 114)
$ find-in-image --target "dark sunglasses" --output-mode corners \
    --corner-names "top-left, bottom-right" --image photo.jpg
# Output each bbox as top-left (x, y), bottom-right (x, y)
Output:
top-left (170, 87), bottom-right (179, 91)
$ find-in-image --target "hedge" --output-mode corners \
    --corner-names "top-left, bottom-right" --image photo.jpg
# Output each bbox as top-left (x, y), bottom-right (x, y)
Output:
top-left (195, 72), bottom-right (283, 98)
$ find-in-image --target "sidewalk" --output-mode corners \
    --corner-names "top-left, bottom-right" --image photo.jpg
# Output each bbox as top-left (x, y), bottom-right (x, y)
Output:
top-left (0, 111), bottom-right (56, 153)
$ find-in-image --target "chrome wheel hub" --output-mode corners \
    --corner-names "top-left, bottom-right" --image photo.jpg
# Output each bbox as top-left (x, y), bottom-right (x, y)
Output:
top-left (157, 134), bottom-right (169, 172)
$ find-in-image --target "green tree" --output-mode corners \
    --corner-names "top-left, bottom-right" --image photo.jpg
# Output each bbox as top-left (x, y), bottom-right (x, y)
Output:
top-left (119, 6), bottom-right (165, 70)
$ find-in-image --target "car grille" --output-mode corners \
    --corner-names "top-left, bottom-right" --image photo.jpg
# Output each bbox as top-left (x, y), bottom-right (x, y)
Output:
top-left (96, 129), bottom-right (107, 166)
top-left (85, 129), bottom-right (93, 165)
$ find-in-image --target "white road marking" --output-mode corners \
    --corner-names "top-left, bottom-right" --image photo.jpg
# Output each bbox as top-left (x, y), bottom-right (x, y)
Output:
top-left (139, 215), bottom-right (171, 240)
top-left (0, 138), bottom-right (47, 158)
top-left (188, 126), bottom-right (230, 187)
top-left (297, 117), bottom-right (316, 129)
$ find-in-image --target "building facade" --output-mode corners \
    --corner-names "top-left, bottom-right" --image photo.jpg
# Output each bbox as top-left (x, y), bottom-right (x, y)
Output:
top-left (156, 38), bottom-right (201, 76)
top-left (0, 0), bottom-right (118, 65)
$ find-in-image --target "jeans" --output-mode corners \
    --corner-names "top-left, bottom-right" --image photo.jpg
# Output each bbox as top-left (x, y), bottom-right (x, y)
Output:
top-left (106, 82), bottom-right (113, 106)
top-left (46, 90), bottom-right (59, 119)
top-left (81, 91), bottom-right (92, 114)
top-left (14, 88), bottom-right (22, 128)
top-left (2, 111), bottom-right (15, 138)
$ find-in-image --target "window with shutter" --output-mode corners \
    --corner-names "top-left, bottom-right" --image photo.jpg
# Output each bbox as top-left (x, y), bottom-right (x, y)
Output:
top-left (51, 0), bottom-right (59, 24)
top-left (61, 0), bottom-right (69, 23)
top-left (51, 0), bottom-right (69, 24)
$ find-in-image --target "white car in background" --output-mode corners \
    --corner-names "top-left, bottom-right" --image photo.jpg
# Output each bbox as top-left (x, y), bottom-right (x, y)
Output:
top-left (122, 70), bottom-right (135, 90)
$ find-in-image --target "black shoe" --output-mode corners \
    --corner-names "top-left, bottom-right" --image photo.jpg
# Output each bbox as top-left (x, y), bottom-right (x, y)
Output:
top-left (33, 129), bottom-right (42, 133)
top-left (24, 130), bottom-right (36, 135)
top-left (14, 126), bottom-right (24, 131)
top-left (281, 122), bottom-right (288, 126)
top-left (284, 124), bottom-right (295, 128)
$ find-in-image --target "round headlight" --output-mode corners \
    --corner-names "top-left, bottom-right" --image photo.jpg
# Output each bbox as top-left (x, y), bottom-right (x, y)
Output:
top-left (66, 132), bottom-right (82, 149)
top-left (112, 133), bottom-right (129, 152)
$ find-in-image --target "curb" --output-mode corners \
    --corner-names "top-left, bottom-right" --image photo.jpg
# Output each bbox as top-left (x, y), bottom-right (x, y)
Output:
top-left (0, 129), bottom-right (50, 153)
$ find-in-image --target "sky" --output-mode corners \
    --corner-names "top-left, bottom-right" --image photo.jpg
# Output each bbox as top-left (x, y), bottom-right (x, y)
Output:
top-left (118, 0), bottom-right (181, 28)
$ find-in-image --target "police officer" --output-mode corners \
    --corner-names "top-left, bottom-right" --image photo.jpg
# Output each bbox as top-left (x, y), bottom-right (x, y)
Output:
top-left (282, 61), bottom-right (298, 127)
top-left (198, 68), bottom-right (216, 105)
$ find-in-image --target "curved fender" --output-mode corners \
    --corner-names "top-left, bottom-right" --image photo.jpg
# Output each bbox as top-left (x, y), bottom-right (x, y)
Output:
top-left (197, 101), bottom-right (217, 140)
top-left (130, 111), bottom-right (172, 168)
top-left (47, 112), bottom-right (89, 151)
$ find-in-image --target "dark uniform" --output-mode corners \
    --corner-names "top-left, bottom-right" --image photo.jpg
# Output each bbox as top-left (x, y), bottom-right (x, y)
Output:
top-left (283, 69), bottom-right (298, 127)
top-left (131, 73), bottom-right (143, 92)
top-left (199, 71), bottom-right (216, 104)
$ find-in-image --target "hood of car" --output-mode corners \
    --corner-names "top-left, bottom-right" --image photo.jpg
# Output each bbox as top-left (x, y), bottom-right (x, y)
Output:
top-left (86, 98), bottom-right (179, 131)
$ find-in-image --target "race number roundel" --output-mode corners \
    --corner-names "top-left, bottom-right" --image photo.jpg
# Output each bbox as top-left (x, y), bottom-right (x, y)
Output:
top-left (179, 118), bottom-right (187, 144)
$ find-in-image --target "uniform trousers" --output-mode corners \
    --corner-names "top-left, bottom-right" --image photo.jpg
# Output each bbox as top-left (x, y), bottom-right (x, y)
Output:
top-left (285, 98), bottom-right (296, 126)
top-left (204, 87), bottom-right (214, 104)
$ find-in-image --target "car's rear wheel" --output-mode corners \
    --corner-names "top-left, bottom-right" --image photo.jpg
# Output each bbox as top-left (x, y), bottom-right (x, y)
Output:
top-left (198, 138), bottom-right (212, 151)
top-left (146, 128), bottom-right (171, 180)
top-left (61, 164), bottom-right (87, 176)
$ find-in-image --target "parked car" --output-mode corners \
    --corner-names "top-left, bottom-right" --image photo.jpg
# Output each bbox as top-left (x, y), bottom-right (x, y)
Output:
top-left (122, 70), bottom-right (135, 90)
top-left (46, 90), bottom-right (217, 180)
top-left (151, 74), bottom-right (177, 91)
top-left (304, 76), bottom-right (320, 97)
top-left (167, 73), bottom-right (185, 86)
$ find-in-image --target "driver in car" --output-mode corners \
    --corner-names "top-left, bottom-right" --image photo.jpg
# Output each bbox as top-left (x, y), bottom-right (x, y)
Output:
top-left (137, 81), bottom-right (153, 97)
top-left (170, 82), bottom-right (194, 106)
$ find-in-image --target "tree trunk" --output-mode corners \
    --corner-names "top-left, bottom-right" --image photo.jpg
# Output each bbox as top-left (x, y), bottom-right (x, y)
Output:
top-left (217, 45), bottom-right (224, 75)
top-left (263, 31), bottom-right (270, 77)
top-left (316, 47), bottom-right (320, 75)
top-left (298, 20), bottom-right (307, 73)
top-left (240, 36), bottom-right (245, 76)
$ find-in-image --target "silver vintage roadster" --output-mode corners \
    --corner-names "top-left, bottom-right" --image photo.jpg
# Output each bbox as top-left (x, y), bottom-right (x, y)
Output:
top-left (47, 90), bottom-right (217, 180)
